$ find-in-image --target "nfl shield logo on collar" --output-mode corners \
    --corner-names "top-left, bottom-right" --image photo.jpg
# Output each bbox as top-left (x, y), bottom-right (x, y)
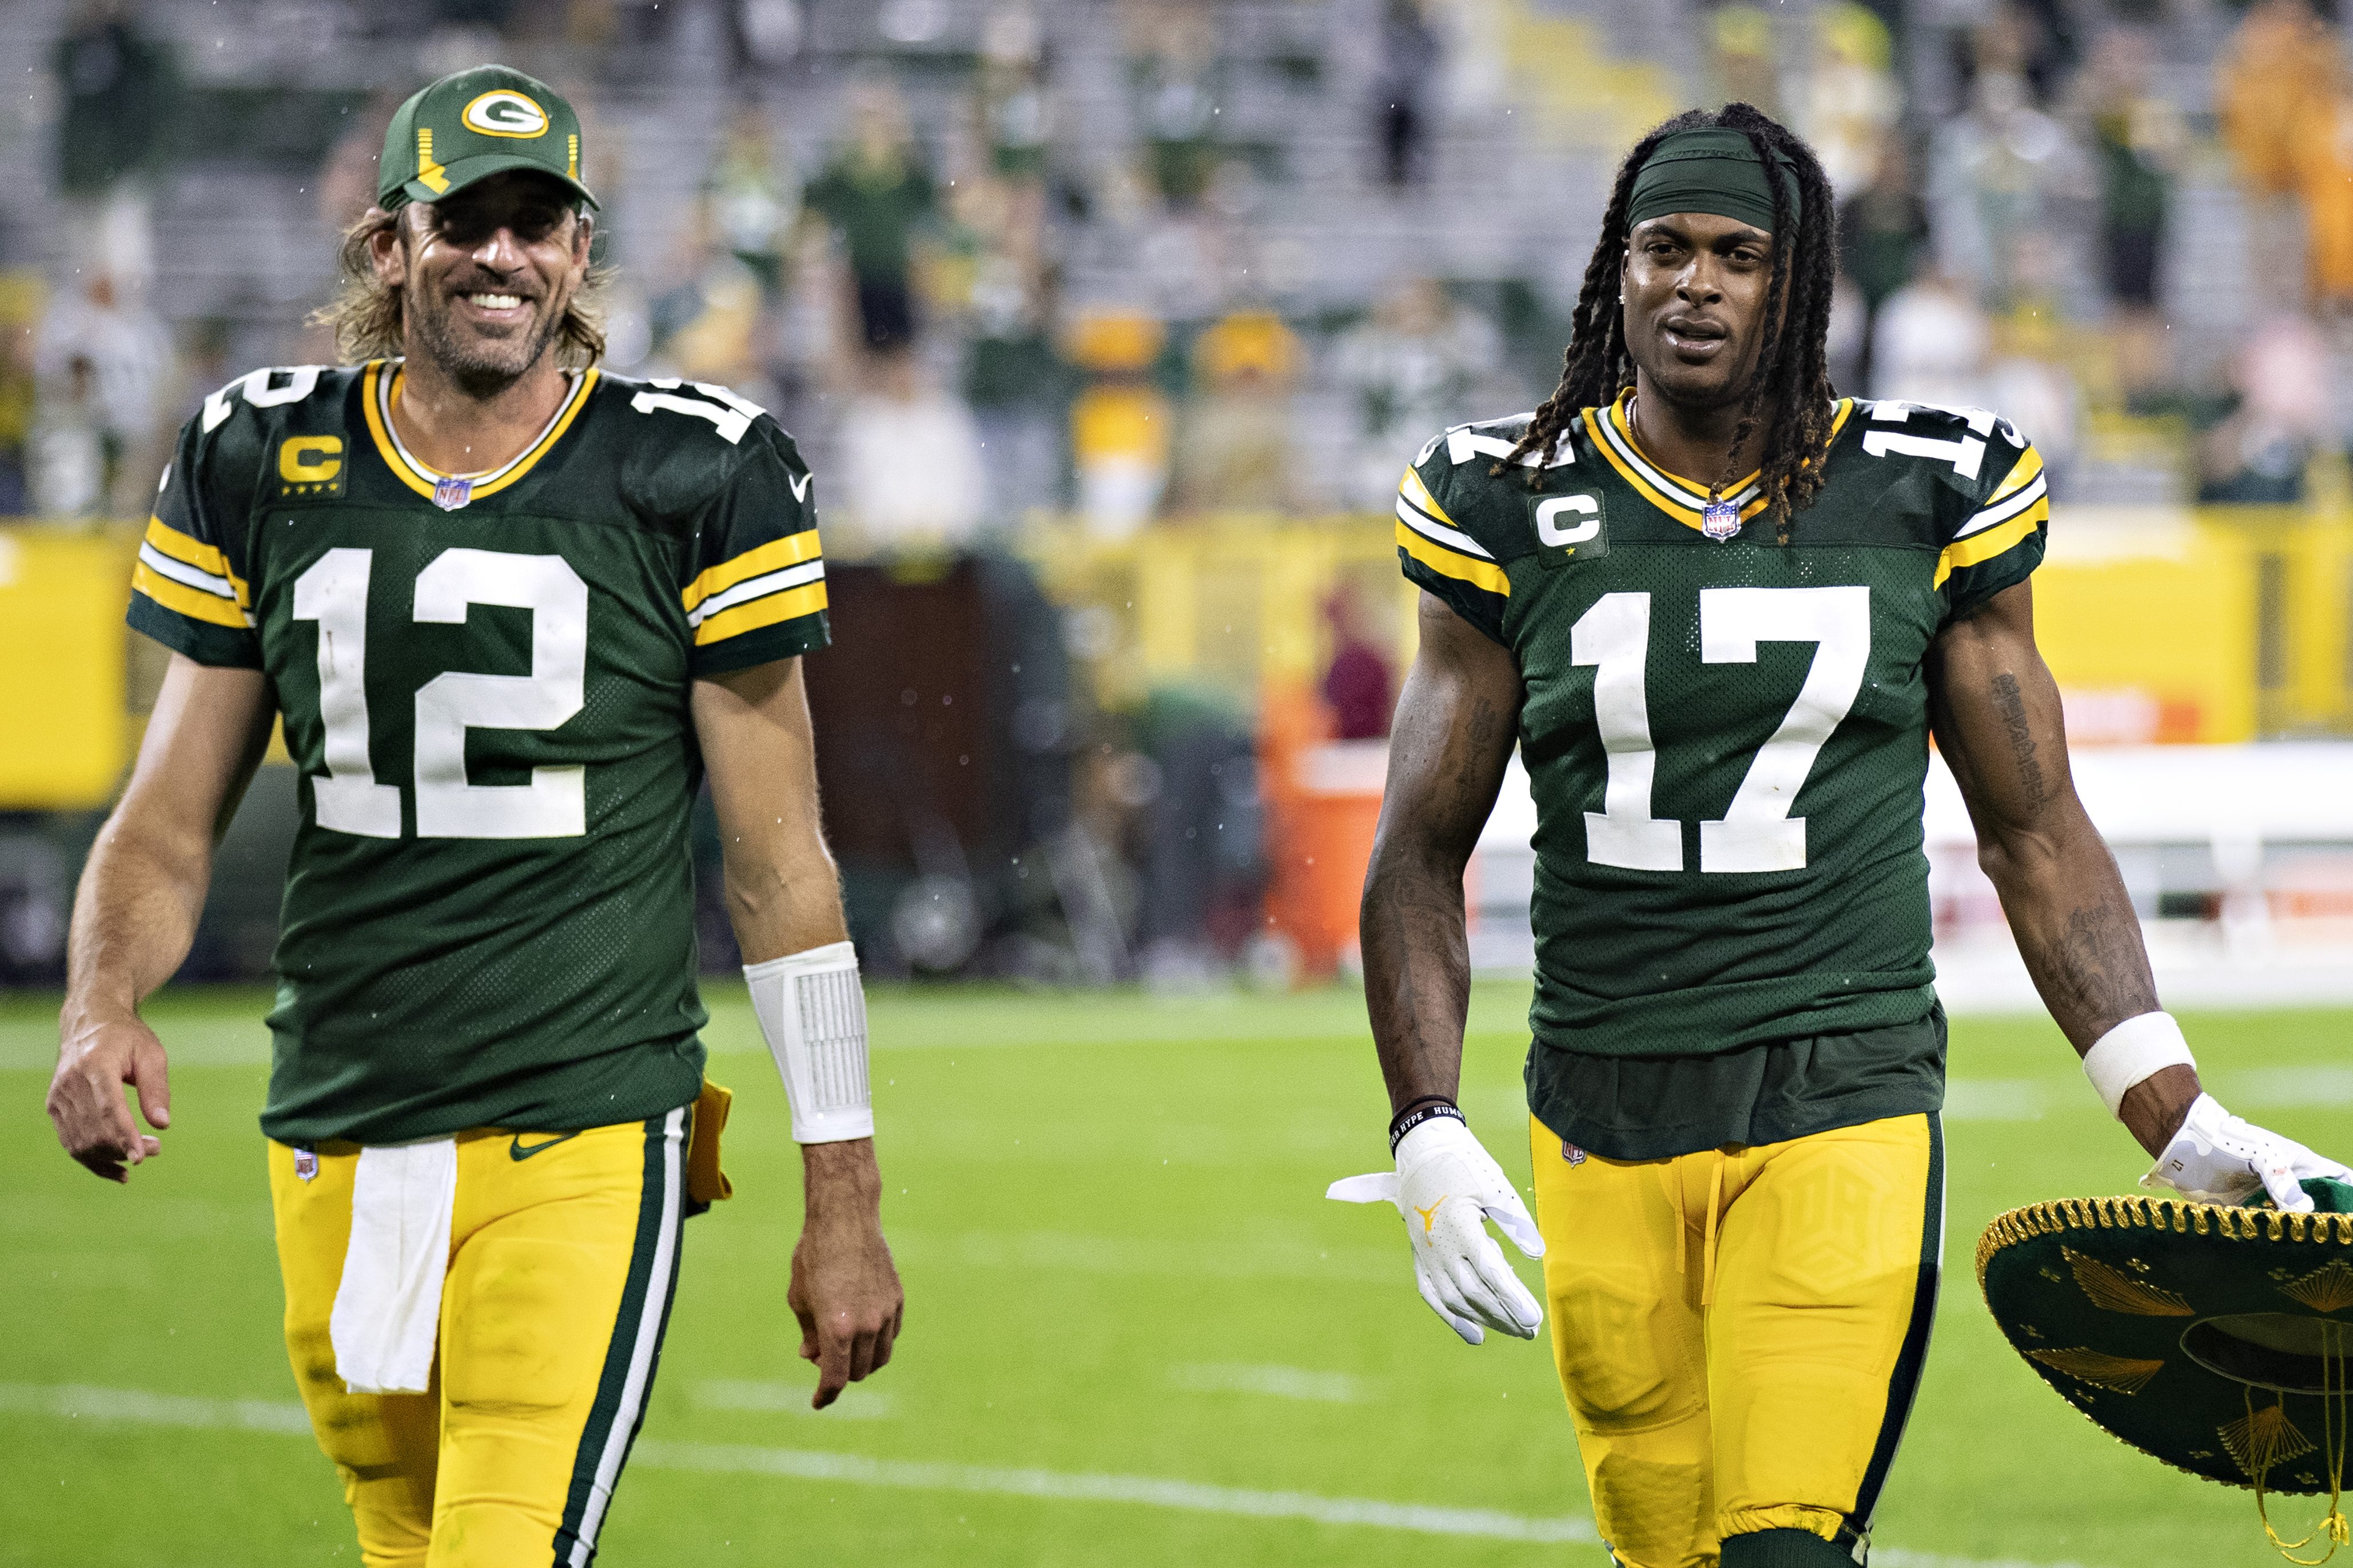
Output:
top-left (432, 473), bottom-right (473, 512)
top-left (1701, 500), bottom-right (1742, 541)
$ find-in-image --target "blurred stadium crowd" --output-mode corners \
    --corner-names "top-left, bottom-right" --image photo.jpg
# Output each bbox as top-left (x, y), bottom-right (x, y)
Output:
top-left (7, 0), bottom-right (2353, 990)
top-left (21, 0), bottom-right (2353, 532)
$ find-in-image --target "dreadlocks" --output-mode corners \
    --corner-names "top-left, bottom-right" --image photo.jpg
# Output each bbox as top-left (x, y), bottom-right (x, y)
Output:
top-left (1498, 103), bottom-right (1840, 542)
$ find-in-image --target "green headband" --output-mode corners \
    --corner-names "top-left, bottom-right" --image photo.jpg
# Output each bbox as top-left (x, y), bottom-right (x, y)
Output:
top-left (1626, 128), bottom-right (1800, 235)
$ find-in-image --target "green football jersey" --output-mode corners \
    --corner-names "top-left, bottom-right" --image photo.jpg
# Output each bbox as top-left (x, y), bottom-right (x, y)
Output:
top-left (128, 360), bottom-right (830, 1144)
top-left (1398, 392), bottom-right (2049, 1063)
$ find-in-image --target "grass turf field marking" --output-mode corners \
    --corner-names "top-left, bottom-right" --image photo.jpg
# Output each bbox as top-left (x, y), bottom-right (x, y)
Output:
top-left (0, 1381), bottom-right (1590, 1543)
top-left (695, 1380), bottom-right (895, 1419)
top-left (0, 1381), bottom-right (2113, 1564)
top-left (1168, 1363), bottom-right (1370, 1403)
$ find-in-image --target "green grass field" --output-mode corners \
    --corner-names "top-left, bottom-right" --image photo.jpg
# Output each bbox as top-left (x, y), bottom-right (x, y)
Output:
top-left (4, 983), bottom-right (2350, 1567)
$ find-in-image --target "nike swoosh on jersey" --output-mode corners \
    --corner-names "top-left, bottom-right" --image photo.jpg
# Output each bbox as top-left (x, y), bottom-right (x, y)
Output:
top-left (509, 1131), bottom-right (584, 1160)
top-left (789, 470), bottom-right (811, 502)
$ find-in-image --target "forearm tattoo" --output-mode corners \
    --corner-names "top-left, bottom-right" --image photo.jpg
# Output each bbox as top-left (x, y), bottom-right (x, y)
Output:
top-left (1990, 671), bottom-right (2049, 813)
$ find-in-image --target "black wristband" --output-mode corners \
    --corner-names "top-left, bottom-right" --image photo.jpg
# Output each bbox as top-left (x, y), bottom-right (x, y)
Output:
top-left (1388, 1097), bottom-right (1464, 1155)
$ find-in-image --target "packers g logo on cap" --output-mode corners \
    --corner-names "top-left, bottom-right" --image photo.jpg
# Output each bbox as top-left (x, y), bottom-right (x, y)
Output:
top-left (463, 90), bottom-right (549, 139)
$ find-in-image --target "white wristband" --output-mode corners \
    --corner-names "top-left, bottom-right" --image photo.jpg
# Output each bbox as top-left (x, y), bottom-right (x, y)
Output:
top-left (2083, 1011), bottom-right (2196, 1119)
top-left (744, 940), bottom-right (874, 1144)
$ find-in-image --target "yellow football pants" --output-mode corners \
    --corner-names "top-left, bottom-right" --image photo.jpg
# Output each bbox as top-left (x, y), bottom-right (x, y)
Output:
top-left (1530, 1112), bottom-right (1943, 1568)
top-left (269, 1107), bottom-right (688, 1568)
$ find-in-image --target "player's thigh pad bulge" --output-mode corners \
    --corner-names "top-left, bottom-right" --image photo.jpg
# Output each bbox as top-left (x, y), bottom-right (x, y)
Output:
top-left (441, 1234), bottom-right (625, 1414)
top-left (441, 1125), bottom-right (648, 1417)
top-left (1531, 1123), bottom-right (1710, 1431)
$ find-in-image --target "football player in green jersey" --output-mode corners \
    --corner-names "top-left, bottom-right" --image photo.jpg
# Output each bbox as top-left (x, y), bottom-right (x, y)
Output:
top-left (44, 66), bottom-right (903, 1566)
top-left (1334, 104), bottom-right (2349, 1567)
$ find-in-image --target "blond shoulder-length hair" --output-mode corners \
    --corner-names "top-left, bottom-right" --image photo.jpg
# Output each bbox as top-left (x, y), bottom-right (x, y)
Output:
top-left (310, 205), bottom-right (611, 368)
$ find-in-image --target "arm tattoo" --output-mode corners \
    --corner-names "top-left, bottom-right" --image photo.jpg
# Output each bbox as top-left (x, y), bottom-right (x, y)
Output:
top-left (1990, 672), bottom-right (2049, 813)
top-left (2033, 901), bottom-right (2159, 1040)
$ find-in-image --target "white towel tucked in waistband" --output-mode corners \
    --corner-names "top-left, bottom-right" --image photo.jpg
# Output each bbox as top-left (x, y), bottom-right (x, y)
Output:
top-left (329, 1138), bottom-right (458, 1395)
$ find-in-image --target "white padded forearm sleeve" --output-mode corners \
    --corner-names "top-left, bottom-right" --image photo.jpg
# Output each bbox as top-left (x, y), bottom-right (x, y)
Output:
top-left (2083, 1011), bottom-right (2196, 1119)
top-left (744, 940), bottom-right (874, 1144)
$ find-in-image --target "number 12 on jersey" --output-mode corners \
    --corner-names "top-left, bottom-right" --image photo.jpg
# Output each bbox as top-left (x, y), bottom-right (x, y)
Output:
top-left (292, 546), bottom-right (588, 840)
top-left (1571, 585), bottom-right (1870, 874)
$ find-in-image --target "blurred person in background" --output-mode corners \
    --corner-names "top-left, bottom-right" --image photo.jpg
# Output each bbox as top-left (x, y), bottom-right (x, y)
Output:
top-left (1929, 61), bottom-right (2091, 310)
top-left (706, 103), bottom-right (802, 297)
top-left (1870, 266), bottom-right (1990, 406)
top-left (1332, 275), bottom-right (1502, 510)
top-left (33, 269), bottom-right (170, 518)
top-left (2216, 0), bottom-right (2331, 212)
top-left (1126, 1), bottom-right (1224, 208)
top-left (1708, 5), bottom-right (1782, 119)
top-left (50, 0), bottom-right (180, 293)
top-left (0, 277), bottom-right (41, 516)
top-left (836, 350), bottom-right (988, 551)
top-left (2286, 43), bottom-right (2353, 317)
top-left (963, 183), bottom-right (1072, 528)
top-left (1175, 306), bottom-right (1303, 513)
top-left (2085, 27), bottom-right (2183, 401)
top-left (981, 2), bottom-right (1053, 184)
top-left (1801, 2), bottom-right (1900, 199)
top-left (1067, 308), bottom-right (1172, 536)
top-left (2197, 314), bottom-right (2333, 503)
top-left (27, 354), bottom-right (106, 520)
top-left (43, 66), bottom-right (901, 1561)
top-left (1837, 141), bottom-right (1930, 394)
top-left (1320, 584), bottom-right (1394, 741)
top-left (803, 78), bottom-right (936, 365)
top-left (1371, 0), bottom-right (1442, 191)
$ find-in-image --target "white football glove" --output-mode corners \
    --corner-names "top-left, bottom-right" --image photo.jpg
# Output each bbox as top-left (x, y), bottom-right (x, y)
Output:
top-left (2142, 1093), bottom-right (2353, 1212)
top-left (1328, 1115), bottom-right (1546, 1345)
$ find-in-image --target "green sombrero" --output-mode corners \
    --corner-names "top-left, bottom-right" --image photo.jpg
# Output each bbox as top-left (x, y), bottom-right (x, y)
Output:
top-left (1981, 1179), bottom-right (2353, 1555)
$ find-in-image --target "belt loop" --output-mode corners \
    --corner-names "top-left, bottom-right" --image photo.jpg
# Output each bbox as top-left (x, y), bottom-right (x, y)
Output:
top-left (1670, 1160), bottom-right (1689, 1278)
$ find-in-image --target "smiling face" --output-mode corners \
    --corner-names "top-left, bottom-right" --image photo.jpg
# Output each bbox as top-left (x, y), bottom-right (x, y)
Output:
top-left (1620, 211), bottom-right (1778, 413)
top-left (374, 170), bottom-right (592, 396)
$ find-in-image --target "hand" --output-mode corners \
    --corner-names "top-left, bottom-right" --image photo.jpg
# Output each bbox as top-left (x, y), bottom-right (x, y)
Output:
top-left (787, 1138), bottom-right (903, 1409)
top-left (2143, 1092), bottom-right (2353, 1212)
top-left (47, 1007), bottom-right (172, 1183)
top-left (1329, 1115), bottom-right (1546, 1345)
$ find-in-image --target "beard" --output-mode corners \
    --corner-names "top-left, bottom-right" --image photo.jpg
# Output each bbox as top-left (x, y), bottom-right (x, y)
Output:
top-left (405, 284), bottom-right (568, 398)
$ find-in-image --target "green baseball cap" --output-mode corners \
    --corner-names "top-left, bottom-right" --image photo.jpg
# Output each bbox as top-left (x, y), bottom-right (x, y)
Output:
top-left (377, 65), bottom-right (598, 212)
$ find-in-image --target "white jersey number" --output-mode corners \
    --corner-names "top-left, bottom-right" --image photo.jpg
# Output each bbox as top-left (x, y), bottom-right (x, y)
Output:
top-left (1568, 586), bottom-right (1872, 873)
top-left (290, 548), bottom-right (590, 840)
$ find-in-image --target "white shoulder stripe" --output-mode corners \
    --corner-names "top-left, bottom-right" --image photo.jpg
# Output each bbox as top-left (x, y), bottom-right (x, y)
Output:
top-left (1394, 497), bottom-right (1495, 560)
top-left (684, 559), bottom-right (827, 629)
top-left (1953, 473), bottom-right (2048, 540)
top-left (138, 542), bottom-right (237, 599)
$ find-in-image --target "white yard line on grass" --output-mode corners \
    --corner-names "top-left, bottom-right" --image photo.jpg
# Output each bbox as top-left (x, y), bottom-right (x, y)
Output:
top-left (0, 1382), bottom-right (2103, 1565)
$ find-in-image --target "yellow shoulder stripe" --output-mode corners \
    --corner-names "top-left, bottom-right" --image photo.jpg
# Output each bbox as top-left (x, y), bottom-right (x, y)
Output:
top-left (1933, 498), bottom-right (2047, 588)
top-left (142, 515), bottom-right (250, 606)
top-left (694, 581), bottom-right (829, 646)
top-left (1985, 445), bottom-right (2044, 505)
top-left (1399, 466), bottom-right (1454, 526)
top-left (681, 529), bottom-right (823, 613)
top-left (1396, 519), bottom-right (1510, 596)
top-left (133, 561), bottom-right (249, 629)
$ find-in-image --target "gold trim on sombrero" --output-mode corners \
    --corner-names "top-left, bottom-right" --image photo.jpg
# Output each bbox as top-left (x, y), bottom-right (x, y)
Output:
top-left (1977, 1195), bottom-right (2353, 1286)
top-left (2029, 1347), bottom-right (2168, 1395)
top-left (2066, 1246), bottom-right (2196, 1317)
top-left (2283, 1262), bottom-right (2353, 1316)
top-left (2226, 1403), bottom-right (2321, 1479)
